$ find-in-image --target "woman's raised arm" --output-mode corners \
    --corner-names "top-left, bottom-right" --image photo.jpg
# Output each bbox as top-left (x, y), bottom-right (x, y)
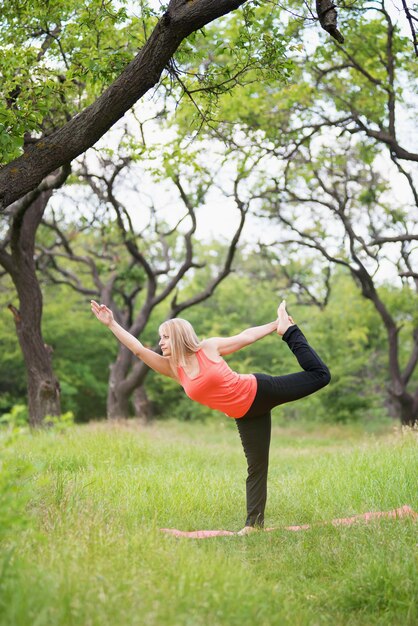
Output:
top-left (204, 301), bottom-right (295, 356)
top-left (90, 301), bottom-right (176, 379)
top-left (205, 320), bottom-right (279, 356)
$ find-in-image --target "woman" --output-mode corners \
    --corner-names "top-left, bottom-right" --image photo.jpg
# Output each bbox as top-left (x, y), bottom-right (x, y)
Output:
top-left (90, 299), bottom-right (330, 534)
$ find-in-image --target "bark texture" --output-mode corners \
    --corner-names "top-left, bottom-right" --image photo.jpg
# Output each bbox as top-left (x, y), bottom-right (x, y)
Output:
top-left (316, 0), bottom-right (344, 43)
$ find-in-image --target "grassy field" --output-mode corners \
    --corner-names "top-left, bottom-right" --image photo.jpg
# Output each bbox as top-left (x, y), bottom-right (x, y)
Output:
top-left (0, 419), bottom-right (417, 626)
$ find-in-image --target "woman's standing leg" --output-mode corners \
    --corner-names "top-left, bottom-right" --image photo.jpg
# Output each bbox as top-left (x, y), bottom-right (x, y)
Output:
top-left (235, 411), bottom-right (271, 528)
top-left (235, 302), bottom-right (330, 531)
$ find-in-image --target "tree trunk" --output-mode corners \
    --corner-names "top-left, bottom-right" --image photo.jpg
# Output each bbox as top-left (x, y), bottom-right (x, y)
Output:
top-left (106, 346), bottom-right (136, 420)
top-left (133, 385), bottom-right (153, 422)
top-left (389, 391), bottom-right (418, 427)
top-left (107, 381), bottom-right (131, 420)
top-left (4, 191), bottom-right (62, 427)
top-left (9, 277), bottom-right (61, 427)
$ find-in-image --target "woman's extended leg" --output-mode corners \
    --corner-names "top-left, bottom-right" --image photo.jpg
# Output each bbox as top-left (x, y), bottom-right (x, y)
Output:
top-left (246, 324), bottom-right (331, 417)
top-left (235, 411), bottom-right (271, 528)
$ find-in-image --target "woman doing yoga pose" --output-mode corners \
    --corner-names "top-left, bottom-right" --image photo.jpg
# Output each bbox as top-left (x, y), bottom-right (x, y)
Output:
top-left (91, 300), bottom-right (331, 534)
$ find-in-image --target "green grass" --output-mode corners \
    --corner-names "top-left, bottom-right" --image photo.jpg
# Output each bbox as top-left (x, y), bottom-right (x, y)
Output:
top-left (1, 419), bottom-right (417, 626)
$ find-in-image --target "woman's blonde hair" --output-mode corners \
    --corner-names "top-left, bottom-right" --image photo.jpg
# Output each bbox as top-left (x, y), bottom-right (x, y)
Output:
top-left (159, 318), bottom-right (200, 367)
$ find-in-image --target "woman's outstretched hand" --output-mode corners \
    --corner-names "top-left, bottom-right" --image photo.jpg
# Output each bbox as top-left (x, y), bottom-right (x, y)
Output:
top-left (90, 300), bottom-right (114, 326)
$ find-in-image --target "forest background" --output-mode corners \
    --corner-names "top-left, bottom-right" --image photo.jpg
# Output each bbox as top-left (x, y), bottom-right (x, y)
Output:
top-left (1, 6), bottom-right (417, 625)
top-left (0, 0), bottom-right (417, 428)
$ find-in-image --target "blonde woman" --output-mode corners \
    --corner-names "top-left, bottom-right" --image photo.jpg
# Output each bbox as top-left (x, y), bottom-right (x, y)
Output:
top-left (91, 299), bottom-right (330, 534)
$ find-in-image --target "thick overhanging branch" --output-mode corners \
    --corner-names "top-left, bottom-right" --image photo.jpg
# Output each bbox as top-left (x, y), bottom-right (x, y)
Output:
top-left (0, 0), bottom-right (249, 210)
top-left (0, 0), bottom-right (350, 211)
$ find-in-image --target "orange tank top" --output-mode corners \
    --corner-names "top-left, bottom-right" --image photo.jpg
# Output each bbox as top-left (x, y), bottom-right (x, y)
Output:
top-left (177, 349), bottom-right (257, 419)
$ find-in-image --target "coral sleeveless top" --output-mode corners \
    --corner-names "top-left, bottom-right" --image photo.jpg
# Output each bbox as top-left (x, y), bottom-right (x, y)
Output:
top-left (177, 349), bottom-right (257, 419)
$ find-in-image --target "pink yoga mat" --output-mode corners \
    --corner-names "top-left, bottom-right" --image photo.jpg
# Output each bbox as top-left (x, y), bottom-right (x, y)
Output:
top-left (160, 505), bottom-right (417, 538)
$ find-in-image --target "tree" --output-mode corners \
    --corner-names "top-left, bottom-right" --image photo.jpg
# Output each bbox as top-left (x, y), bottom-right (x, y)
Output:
top-left (0, 0), bottom-right (343, 426)
top-left (0, 0), bottom-right (263, 425)
top-left (0, 0), bottom-right (348, 211)
top-left (167, 0), bottom-right (418, 424)
top-left (37, 142), bottom-right (251, 419)
top-left (259, 2), bottom-right (418, 425)
top-left (257, 139), bottom-right (418, 425)
top-left (0, 168), bottom-right (70, 425)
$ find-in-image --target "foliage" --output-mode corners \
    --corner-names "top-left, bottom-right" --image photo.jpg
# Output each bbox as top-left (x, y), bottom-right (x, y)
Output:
top-left (3, 0), bottom-right (416, 430)
top-left (226, 1), bottom-right (414, 132)
top-left (0, 0), bottom-right (154, 164)
top-left (1, 243), bottom-right (398, 424)
top-left (170, 2), bottom-right (294, 132)
top-left (0, 0), bottom-right (296, 167)
top-left (0, 280), bottom-right (117, 421)
top-left (44, 411), bottom-right (75, 431)
top-left (0, 404), bottom-right (29, 429)
top-left (146, 260), bottom-right (390, 424)
top-left (0, 402), bottom-right (74, 432)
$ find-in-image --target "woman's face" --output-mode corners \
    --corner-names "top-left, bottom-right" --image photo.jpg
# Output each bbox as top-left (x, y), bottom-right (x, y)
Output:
top-left (159, 329), bottom-right (172, 356)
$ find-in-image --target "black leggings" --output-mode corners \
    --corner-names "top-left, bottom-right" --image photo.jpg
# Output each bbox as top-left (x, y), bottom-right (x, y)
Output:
top-left (235, 325), bottom-right (331, 527)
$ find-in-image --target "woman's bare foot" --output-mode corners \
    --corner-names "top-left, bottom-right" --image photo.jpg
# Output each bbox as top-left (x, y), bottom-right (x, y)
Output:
top-left (236, 526), bottom-right (258, 536)
top-left (277, 300), bottom-right (295, 336)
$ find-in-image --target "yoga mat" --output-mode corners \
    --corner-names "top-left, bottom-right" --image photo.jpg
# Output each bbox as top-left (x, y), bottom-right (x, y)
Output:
top-left (160, 505), bottom-right (417, 538)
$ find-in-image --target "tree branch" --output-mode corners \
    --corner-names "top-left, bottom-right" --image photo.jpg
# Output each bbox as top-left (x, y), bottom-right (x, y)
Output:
top-left (315, 0), bottom-right (344, 42)
top-left (369, 234), bottom-right (418, 245)
top-left (402, 330), bottom-right (418, 385)
top-left (169, 184), bottom-right (247, 315)
top-left (401, 0), bottom-right (418, 57)
top-left (0, 0), bottom-right (250, 210)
